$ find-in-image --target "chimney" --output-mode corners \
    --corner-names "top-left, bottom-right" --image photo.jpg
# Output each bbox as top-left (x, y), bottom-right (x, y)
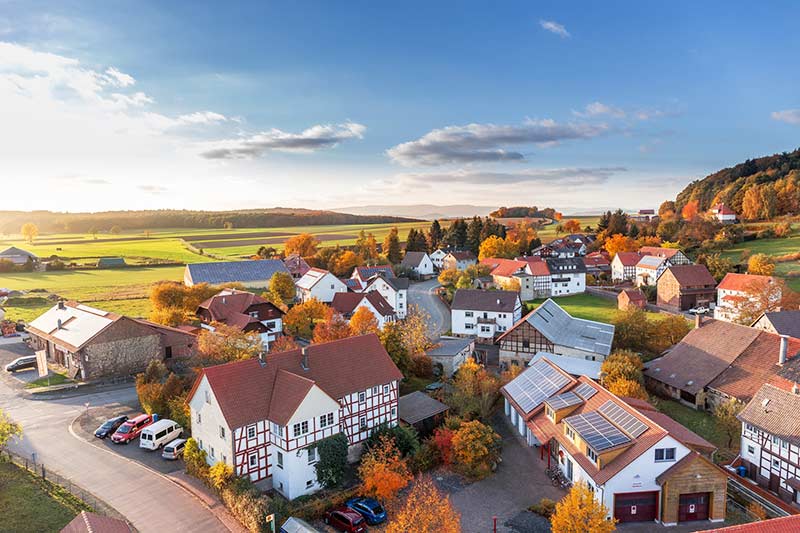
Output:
top-left (258, 351), bottom-right (266, 367)
top-left (57, 319), bottom-right (62, 330)
top-left (222, 296), bottom-right (226, 305)
top-left (779, 335), bottom-right (789, 366)
top-left (301, 347), bottom-right (309, 371)
top-left (695, 314), bottom-right (703, 329)
top-left (793, 383), bottom-right (800, 395)
top-left (57, 300), bottom-right (65, 311)
top-left (496, 298), bottom-right (501, 306)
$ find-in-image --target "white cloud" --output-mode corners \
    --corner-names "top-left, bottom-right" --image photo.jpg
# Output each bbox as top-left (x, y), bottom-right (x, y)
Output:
top-left (177, 111), bottom-right (229, 125)
top-left (573, 101), bottom-right (626, 118)
top-left (386, 119), bottom-right (607, 166)
top-left (199, 122), bottom-right (366, 159)
top-left (539, 20), bottom-right (570, 38)
top-left (104, 67), bottom-right (135, 87)
top-left (771, 109), bottom-right (800, 125)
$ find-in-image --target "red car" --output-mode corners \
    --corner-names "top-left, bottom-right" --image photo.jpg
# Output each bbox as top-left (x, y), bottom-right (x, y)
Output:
top-left (323, 506), bottom-right (367, 533)
top-left (110, 413), bottom-right (153, 444)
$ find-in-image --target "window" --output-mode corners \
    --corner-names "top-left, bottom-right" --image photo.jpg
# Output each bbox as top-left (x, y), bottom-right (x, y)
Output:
top-left (205, 390), bottom-right (210, 404)
top-left (222, 454), bottom-right (227, 464)
top-left (359, 392), bottom-right (366, 403)
top-left (391, 407), bottom-right (396, 417)
top-left (277, 451), bottom-right (283, 469)
top-left (219, 426), bottom-right (226, 440)
top-left (465, 323), bottom-right (474, 330)
top-left (249, 311), bottom-right (259, 318)
top-left (196, 412), bottom-right (202, 424)
top-left (272, 422), bottom-right (284, 437)
top-left (308, 447), bottom-right (317, 464)
top-left (745, 424), bottom-right (755, 433)
top-left (773, 458), bottom-right (780, 469)
top-left (383, 385), bottom-right (389, 394)
top-left (587, 448), bottom-right (598, 462)
top-left (360, 417), bottom-right (367, 431)
top-left (565, 426), bottom-right (575, 440)
top-left (210, 446), bottom-right (215, 458)
top-left (546, 406), bottom-right (555, 421)
top-left (655, 448), bottom-right (676, 462)
top-left (465, 311), bottom-right (473, 317)
top-left (199, 439), bottom-right (203, 449)
top-left (372, 386), bottom-right (378, 395)
top-left (747, 445), bottom-right (755, 455)
top-left (306, 480), bottom-right (314, 488)
top-left (249, 453), bottom-right (257, 467)
top-left (293, 421), bottom-right (309, 437)
top-left (320, 413), bottom-right (334, 428)
top-left (247, 425), bottom-right (256, 439)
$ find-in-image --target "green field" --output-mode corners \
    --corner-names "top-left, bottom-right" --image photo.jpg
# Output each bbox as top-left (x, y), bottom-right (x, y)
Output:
top-left (718, 224), bottom-right (800, 291)
top-left (525, 292), bottom-right (663, 324)
top-left (654, 398), bottom-right (736, 462)
top-left (0, 461), bottom-right (87, 533)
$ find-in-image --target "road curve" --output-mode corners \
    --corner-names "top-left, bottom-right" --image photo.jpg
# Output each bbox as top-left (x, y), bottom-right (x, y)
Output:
top-left (408, 278), bottom-right (450, 339)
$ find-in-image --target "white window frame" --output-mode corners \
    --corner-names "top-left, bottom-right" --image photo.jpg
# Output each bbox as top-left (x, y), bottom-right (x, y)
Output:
top-left (277, 451), bottom-right (283, 469)
top-left (293, 420), bottom-right (309, 437)
top-left (308, 447), bottom-right (317, 464)
top-left (248, 453), bottom-right (258, 468)
top-left (359, 416), bottom-right (367, 431)
top-left (247, 425), bottom-right (256, 439)
top-left (219, 426), bottom-right (226, 440)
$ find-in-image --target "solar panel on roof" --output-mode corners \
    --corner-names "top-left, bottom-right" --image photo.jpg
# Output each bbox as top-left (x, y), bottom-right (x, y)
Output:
top-left (574, 382), bottom-right (597, 400)
top-left (598, 400), bottom-right (649, 438)
top-left (565, 411), bottom-right (631, 452)
top-left (545, 391), bottom-right (583, 410)
top-left (504, 360), bottom-right (571, 414)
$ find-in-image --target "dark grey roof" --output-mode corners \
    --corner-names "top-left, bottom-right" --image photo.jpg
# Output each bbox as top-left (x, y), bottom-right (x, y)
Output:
top-left (0, 246), bottom-right (37, 259)
top-left (398, 391), bottom-right (449, 424)
top-left (367, 274), bottom-right (409, 291)
top-left (186, 259), bottom-right (289, 285)
top-left (451, 289), bottom-right (519, 312)
top-left (400, 251), bottom-right (428, 268)
top-left (759, 311), bottom-right (800, 339)
top-left (97, 257), bottom-right (126, 268)
top-left (738, 384), bottom-right (800, 447)
top-left (545, 257), bottom-right (587, 274)
top-left (427, 337), bottom-right (474, 357)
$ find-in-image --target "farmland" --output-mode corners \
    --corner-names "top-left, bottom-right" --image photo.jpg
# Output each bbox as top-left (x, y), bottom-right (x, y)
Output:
top-left (718, 223), bottom-right (800, 291)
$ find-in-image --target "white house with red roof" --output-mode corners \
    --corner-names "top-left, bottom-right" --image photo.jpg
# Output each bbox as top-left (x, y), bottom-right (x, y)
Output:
top-left (710, 203), bottom-right (737, 224)
top-left (350, 265), bottom-right (395, 285)
top-left (187, 334), bottom-right (403, 500)
top-left (612, 252), bottom-right (642, 282)
top-left (362, 274), bottom-right (409, 319)
top-left (331, 291), bottom-right (396, 329)
top-left (196, 289), bottom-right (284, 349)
top-left (714, 273), bottom-right (779, 323)
top-left (502, 359), bottom-right (727, 525)
top-left (295, 268), bottom-right (348, 303)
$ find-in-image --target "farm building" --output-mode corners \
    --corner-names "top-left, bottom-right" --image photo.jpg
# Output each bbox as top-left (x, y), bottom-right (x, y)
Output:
top-left (184, 259), bottom-right (289, 288)
top-left (0, 246), bottom-right (38, 266)
top-left (618, 288), bottom-right (647, 310)
top-left (97, 257), bottom-right (126, 268)
top-left (426, 336), bottom-right (475, 377)
top-left (656, 265), bottom-right (717, 312)
top-left (398, 391), bottom-right (449, 436)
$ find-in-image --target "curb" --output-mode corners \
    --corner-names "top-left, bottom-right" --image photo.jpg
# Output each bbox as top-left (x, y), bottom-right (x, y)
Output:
top-left (68, 413), bottom-right (240, 533)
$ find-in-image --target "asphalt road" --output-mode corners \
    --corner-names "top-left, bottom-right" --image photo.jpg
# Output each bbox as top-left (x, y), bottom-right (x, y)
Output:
top-left (408, 278), bottom-right (450, 338)
top-left (0, 343), bottom-right (229, 533)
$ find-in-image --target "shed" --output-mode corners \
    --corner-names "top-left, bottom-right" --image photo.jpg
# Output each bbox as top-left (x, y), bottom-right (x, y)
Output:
top-left (426, 336), bottom-right (475, 377)
top-left (618, 288), bottom-right (647, 310)
top-left (398, 391), bottom-right (449, 436)
top-left (97, 257), bottom-right (126, 268)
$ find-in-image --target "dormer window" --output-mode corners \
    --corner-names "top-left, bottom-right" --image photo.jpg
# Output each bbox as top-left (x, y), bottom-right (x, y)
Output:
top-left (565, 426), bottom-right (576, 441)
top-left (546, 406), bottom-right (555, 421)
top-left (587, 448), bottom-right (598, 462)
top-left (249, 311), bottom-right (259, 318)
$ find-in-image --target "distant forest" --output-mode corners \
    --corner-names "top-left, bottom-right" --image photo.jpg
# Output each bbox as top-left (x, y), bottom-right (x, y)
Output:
top-left (0, 208), bottom-right (417, 234)
top-left (489, 206), bottom-right (559, 219)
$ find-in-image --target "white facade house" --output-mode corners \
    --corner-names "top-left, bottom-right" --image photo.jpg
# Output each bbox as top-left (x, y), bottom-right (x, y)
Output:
top-left (331, 291), bottom-right (396, 330)
top-left (714, 273), bottom-right (778, 323)
top-left (351, 265), bottom-right (395, 286)
top-left (450, 289), bottom-right (522, 339)
top-left (611, 252), bottom-right (641, 282)
top-left (442, 251), bottom-right (477, 271)
top-left (710, 203), bottom-right (737, 224)
top-left (400, 251), bottom-right (435, 277)
top-left (187, 335), bottom-right (403, 500)
top-left (635, 256), bottom-right (671, 287)
top-left (545, 257), bottom-right (586, 296)
top-left (295, 268), bottom-right (348, 303)
top-left (429, 249), bottom-right (448, 270)
top-left (362, 275), bottom-right (409, 319)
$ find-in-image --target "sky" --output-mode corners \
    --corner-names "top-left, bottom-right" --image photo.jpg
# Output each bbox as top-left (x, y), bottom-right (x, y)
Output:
top-left (2, 0), bottom-right (800, 214)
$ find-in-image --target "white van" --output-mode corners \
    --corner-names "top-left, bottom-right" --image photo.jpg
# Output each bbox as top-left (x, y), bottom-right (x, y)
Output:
top-left (139, 419), bottom-right (182, 450)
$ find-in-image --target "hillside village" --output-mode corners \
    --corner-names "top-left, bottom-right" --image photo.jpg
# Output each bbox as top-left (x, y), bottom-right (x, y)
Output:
top-left (2, 190), bottom-right (800, 533)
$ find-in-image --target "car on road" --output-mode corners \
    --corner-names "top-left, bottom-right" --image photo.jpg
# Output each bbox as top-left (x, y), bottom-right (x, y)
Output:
top-left (346, 497), bottom-right (386, 525)
top-left (161, 438), bottom-right (187, 460)
top-left (111, 413), bottom-right (153, 444)
top-left (140, 419), bottom-right (182, 450)
top-left (688, 306), bottom-right (710, 315)
top-left (94, 415), bottom-right (128, 439)
top-left (4, 355), bottom-right (37, 373)
top-left (323, 507), bottom-right (367, 533)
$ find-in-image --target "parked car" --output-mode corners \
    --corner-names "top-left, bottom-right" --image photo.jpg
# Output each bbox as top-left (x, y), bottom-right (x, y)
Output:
top-left (688, 306), bottom-right (710, 315)
top-left (323, 507), bottom-right (367, 533)
top-left (140, 419), bottom-right (182, 450)
top-left (110, 413), bottom-right (153, 444)
top-left (94, 415), bottom-right (128, 439)
top-left (346, 497), bottom-right (386, 525)
top-left (161, 438), bottom-right (187, 460)
top-left (4, 355), bottom-right (37, 373)
top-left (280, 517), bottom-right (322, 533)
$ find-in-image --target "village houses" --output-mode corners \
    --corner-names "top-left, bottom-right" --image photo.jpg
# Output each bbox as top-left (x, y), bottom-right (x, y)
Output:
top-left (656, 264), bottom-right (717, 312)
top-left (330, 291), bottom-right (396, 329)
top-left (442, 250), bottom-right (477, 271)
top-left (710, 203), bottom-right (737, 224)
top-left (295, 268), bottom-right (348, 303)
top-left (195, 289), bottom-right (285, 350)
top-left (450, 289), bottom-right (522, 341)
top-left (399, 251), bottom-right (435, 278)
top-left (429, 248), bottom-right (448, 270)
top-left (714, 273), bottom-right (779, 323)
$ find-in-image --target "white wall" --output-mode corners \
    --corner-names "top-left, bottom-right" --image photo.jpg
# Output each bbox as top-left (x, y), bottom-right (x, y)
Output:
top-left (451, 306), bottom-right (519, 336)
top-left (550, 273), bottom-right (585, 296)
top-left (365, 278), bottom-right (407, 319)
top-left (415, 255), bottom-right (435, 276)
top-left (300, 273), bottom-right (347, 303)
top-left (189, 376), bottom-right (234, 467)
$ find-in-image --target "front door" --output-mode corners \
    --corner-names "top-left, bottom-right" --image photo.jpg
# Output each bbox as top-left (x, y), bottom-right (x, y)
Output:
top-left (566, 459), bottom-right (573, 481)
top-left (679, 492), bottom-right (710, 522)
top-left (614, 492), bottom-right (658, 523)
top-left (770, 473), bottom-right (780, 493)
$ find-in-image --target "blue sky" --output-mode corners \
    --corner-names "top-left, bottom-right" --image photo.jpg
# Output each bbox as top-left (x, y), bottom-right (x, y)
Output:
top-left (2, 0), bottom-right (799, 213)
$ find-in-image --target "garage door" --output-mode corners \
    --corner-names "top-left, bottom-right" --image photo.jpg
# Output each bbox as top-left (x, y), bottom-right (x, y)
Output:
top-left (614, 491), bottom-right (658, 523)
top-left (679, 492), bottom-right (709, 522)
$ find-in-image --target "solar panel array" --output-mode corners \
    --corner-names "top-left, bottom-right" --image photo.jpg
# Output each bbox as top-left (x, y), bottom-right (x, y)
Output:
top-left (574, 382), bottom-right (597, 400)
top-left (545, 391), bottom-right (583, 411)
top-left (598, 400), bottom-right (649, 438)
top-left (504, 360), bottom-right (571, 414)
top-left (564, 411), bottom-right (631, 452)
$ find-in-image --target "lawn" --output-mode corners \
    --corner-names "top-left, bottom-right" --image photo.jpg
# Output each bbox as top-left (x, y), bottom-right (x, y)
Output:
top-left (0, 461), bottom-right (88, 533)
top-left (537, 216), bottom-right (600, 244)
top-left (719, 225), bottom-right (800, 291)
top-left (26, 372), bottom-right (73, 388)
top-left (654, 398), bottom-right (738, 462)
top-left (525, 293), bottom-right (629, 323)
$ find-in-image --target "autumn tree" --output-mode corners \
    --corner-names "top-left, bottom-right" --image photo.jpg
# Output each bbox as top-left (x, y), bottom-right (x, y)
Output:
top-left (737, 278), bottom-right (799, 325)
top-left (284, 298), bottom-right (328, 338)
top-left (379, 321), bottom-right (412, 374)
top-left (149, 282), bottom-right (220, 326)
top-left (603, 234), bottom-right (637, 259)
top-left (447, 358), bottom-right (500, 420)
top-left (563, 219), bottom-right (582, 233)
top-left (197, 324), bottom-right (262, 365)
top-left (714, 398), bottom-right (744, 448)
top-left (269, 335), bottom-right (300, 353)
top-left (386, 476), bottom-right (461, 533)
top-left (136, 364), bottom-right (187, 416)
top-left (647, 314), bottom-right (691, 354)
top-left (431, 427), bottom-right (455, 465)
top-left (355, 230), bottom-right (379, 263)
top-left (331, 250), bottom-right (363, 276)
top-left (401, 305), bottom-right (433, 357)
top-left (681, 199), bottom-right (700, 221)
top-left (551, 482), bottom-right (616, 533)
top-left (312, 309), bottom-right (353, 344)
top-left (358, 435), bottom-right (412, 501)
top-left (601, 350), bottom-right (644, 388)
top-left (267, 271), bottom-right (296, 307)
top-left (350, 306), bottom-right (379, 336)
top-left (697, 253), bottom-right (736, 281)
top-left (607, 379), bottom-right (648, 400)
top-left (478, 235), bottom-right (518, 260)
top-left (0, 408), bottom-right (22, 449)
top-left (611, 309), bottom-right (650, 353)
top-left (20, 222), bottom-right (39, 244)
top-left (284, 233), bottom-right (320, 258)
top-left (383, 227), bottom-right (402, 264)
top-left (747, 253), bottom-right (775, 276)
top-left (451, 420), bottom-right (501, 480)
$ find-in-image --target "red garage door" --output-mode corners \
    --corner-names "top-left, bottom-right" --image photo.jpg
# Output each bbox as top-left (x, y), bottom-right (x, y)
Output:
top-left (679, 492), bottom-right (710, 522)
top-left (614, 491), bottom-right (659, 523)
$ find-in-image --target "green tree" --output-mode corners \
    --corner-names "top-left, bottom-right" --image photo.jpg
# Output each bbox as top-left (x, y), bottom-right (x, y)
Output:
top-left (378, 321), bottom-right (412, 375)
top-left (383, 227), bottom-right (402, 264)
top-left (267, 271), bottom-right (296, 306)
top-left (0, 409), bottom-right (22, 448)
top-left (714, 398), bottom-right (744, 448)
top-left (315, 433), bottom-right (349, 488)
top-left (428, 220), bottom-right (443, 249)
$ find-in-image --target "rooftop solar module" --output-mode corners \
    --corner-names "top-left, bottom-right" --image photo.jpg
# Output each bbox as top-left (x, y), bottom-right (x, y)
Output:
top-left (504, 360), bottom-right (572, 414)
top-left (598, 400), bottom-right (649, 438)
top-left (545, 391), bottom-right (583, 411)
top-left (574, 382), bottom-right (597, 400)
top-left (564, 411), bottom-right (631, 452)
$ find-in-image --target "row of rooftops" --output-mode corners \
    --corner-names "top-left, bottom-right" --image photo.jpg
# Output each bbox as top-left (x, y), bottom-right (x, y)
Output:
top-left (480, 255), bottom-right (588, 279)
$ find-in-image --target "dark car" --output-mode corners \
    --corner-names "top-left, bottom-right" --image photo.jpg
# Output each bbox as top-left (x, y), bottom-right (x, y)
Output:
top-left (323, 506), bottom-right (367, 533)
top-left (94, 415), bottom-right (128, 439)
top-left (4, 355), bottom-right (37, 373)
top-left (346, 497), bottom-right (386, 525)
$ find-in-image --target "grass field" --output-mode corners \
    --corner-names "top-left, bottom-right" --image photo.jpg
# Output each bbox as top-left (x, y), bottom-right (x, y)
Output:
top-left (524, 292), bottom-right (667, 324)
top-left (0, 461), bottom-right (88, 533)
top-left (718, 224), bottom-right (800, 291)
top-left (654, 398), bottom-right (737, 462)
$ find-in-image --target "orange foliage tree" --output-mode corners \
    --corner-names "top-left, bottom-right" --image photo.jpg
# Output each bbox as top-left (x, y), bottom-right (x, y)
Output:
top-left (603, 234), bottom-right (637, 259)
top-left (431, 427), bottom-right (455, 465)
top-left (268, 335), bottom-right (299, 354)
top-left (563, 219), bottom-right (582, 233)
top-left (284, 298), bottom-right (328, 338)
top-left (350, 306), bottom-right (380, 336)
top-left (149, 281), bottom-right (220, 326)
top-left (551, 482), bottom-right (616, 533)
top-left (358, 435), bottom-right (412, 501)
top-left (385, 476), bottom-right (461, 533)
top-left (606, 378), bottom-right (648, 400)
top-left (681, 199), bottom-right (700, 221)
top-left (312, 309), bottom-right (353, 344)
top-left (196, 324), bottom-right (263, 364)
top-left (451, 420), bottom-right (501, 480)
top-left (284, 233), bottom-right (320, 258)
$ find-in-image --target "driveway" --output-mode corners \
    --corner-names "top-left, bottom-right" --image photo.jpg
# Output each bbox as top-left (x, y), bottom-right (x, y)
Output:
top-left (0, 342), bottom-right (230, 533)
top-left (408, 278), bottom-right (450, 338)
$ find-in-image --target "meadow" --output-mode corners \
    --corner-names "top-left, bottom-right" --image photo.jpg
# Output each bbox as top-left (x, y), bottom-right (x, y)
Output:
top-left (718, 223), bottom-right (800, 291)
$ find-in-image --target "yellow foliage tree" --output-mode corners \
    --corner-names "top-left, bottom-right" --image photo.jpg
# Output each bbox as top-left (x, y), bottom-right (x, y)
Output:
top-left (603, 234), bottom-right (637, 259)
top-left (197, 324), bottom-right (263, 364)
top-left (312, 308), bottom-right (353, 344)
top-left (747, 253), bottom-right (775, 276)
top-left (478, 235), bottom-right (518, 260)
top-left (284, 298), bottom-right (328, 338)
top-left (358, 435), bottom-right (412, 501)
top-left (551, 482), bottom-right (616, 533)
top-left (563, 219), bottom-right (582, 233)
top-left (386, 476), bottom-right (461, 533)
top-left (267, 271), bottom-right (297, 306)
top-left (600, 349), bottom-right (644, 386)
top-left (451, 420), bottom-right (501, 480)
top-left (606, 378), bottom-right (648, 400)
top-left (20, 223), bottom-right (39, 244)
top-left (350, 306), bottom-right (379, 336)
top-left (284, 233), bottom-right (320, 258)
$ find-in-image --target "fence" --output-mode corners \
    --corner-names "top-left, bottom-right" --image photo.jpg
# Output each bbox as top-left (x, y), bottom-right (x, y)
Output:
top-left (0, 448), bottom-right (134, 528)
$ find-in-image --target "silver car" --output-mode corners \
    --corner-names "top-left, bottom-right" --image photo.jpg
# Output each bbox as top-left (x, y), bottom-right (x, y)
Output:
top-left (161, 438), bottom-right (187, 460)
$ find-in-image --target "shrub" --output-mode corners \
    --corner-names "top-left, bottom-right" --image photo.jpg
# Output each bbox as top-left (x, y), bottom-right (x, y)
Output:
top-left (411, 355), bottom-right (434, 378)
top-left (410, 439), bottom-right (441, 473)
top-left (431, 427), bottom-right (455, 465)
top-left (220, 481), bottom-right (271, 533)
top-left (184, 438), bottom-right (209, 480)
top-left (314, 433), bottom-right (349, 488)
top-left (529, 497), bottom-right (557, 518)
top-left (364, 423), bottom-right (420, 457)
top-left (208, 462), bottom-right (234, 491)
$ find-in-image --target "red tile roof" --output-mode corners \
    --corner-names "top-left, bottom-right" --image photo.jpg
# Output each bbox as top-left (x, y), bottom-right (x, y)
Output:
top-left (284, 253), bottom-right (311, 277)
top-left (331, 291), bottom-right (395, 317)
top-left (480, 258), bottom-right (530, 278)
top-left (699, 515), bottom-right (800, 532)
top-left (639, 246), bottom-right (683, 259)
top-left (196, 289), bottom-right (283, 330)
top-left (619, 289), bottom-right (646, 303)
top-left (61, 512), bottom-right (133, 533)
top-left (718, 272), bottom-right (775, 292)
top-left (188, 334), bottom-right (403, 430)
top-left (614, 251), bottom-right (642, 266)
top-left (713, 203), bottom-right (737, 216)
